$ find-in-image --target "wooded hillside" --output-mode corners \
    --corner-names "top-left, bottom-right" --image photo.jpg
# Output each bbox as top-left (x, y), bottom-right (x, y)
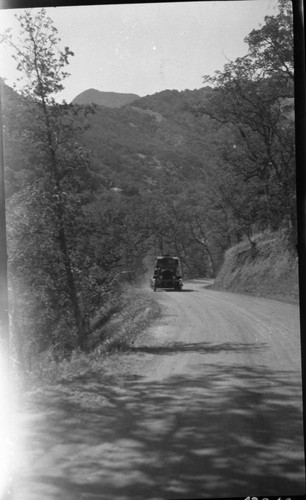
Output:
top-left (1, 1), bottom-right (296, 371)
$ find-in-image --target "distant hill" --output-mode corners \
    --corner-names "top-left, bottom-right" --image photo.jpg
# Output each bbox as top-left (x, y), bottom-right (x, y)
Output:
top-left (72, 89), bottom-right (140, 108)
top-left (2, 83), bottom-right (226, 202)
top-left (75, 86), bottom-right (225, 193)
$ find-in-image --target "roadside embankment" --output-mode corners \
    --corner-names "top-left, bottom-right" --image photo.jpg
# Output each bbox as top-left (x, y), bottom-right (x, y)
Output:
top-left (213, 230), bottom-right (299, 303)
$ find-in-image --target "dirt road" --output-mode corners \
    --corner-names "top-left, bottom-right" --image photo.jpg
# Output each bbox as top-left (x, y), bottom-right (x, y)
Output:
top-left (12, 280), bottom-right (305, 499)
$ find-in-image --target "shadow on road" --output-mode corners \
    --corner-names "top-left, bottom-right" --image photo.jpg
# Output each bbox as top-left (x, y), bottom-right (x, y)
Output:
top-left (155, 288), bottom-right (195, 293)
top-left (17, 355), bottom-right (305, 500)
top-left (129, 340), bottom-right (268, 356)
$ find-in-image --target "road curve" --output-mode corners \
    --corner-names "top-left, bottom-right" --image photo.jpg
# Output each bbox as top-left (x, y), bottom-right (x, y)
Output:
top-left (13, 280), bottom-right (305, 500)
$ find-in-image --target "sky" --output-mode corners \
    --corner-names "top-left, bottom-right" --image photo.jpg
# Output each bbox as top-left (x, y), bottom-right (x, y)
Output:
top-left (0, 0), bottom-right (279, 103)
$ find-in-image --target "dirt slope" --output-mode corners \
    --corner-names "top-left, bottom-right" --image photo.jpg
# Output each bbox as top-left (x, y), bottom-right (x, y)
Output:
top-left (213, 232), bottom-right (299, 303)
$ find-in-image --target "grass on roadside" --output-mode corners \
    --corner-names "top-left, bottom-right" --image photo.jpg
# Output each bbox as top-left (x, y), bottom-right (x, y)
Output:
top-left (18, 285), bottom-right (161, 390)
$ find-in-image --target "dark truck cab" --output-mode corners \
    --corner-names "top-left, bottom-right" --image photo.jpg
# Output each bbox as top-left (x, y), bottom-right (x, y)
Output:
top-left (150, 255), bottom-right (183, 291)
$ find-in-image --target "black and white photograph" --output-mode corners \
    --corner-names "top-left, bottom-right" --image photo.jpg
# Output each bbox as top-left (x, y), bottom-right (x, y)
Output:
top-left (0, 1), bottom-right (305, 499)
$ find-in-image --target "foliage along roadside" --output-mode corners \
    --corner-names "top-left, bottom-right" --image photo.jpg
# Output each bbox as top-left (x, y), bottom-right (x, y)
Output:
top-left (13, 285), bottom-right (162, 390)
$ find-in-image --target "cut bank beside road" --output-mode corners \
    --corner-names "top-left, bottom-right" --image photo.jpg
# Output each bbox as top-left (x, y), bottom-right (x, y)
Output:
top-left (212, 230), bottom-right (299, 304)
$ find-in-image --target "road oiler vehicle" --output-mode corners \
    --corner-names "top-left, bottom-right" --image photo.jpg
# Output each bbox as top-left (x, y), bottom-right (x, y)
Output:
top-left (150, 255), bottom-right (183, 292)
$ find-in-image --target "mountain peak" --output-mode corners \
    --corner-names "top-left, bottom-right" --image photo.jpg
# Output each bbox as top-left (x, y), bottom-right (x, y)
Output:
top-left (72, 89), bottom-right (140, 108)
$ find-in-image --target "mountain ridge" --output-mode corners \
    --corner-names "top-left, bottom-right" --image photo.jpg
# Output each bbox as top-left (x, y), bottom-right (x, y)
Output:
top-left (72, 88), bottom-right (140, 108)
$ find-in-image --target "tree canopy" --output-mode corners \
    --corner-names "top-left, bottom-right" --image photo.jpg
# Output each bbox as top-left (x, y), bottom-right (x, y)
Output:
top-left (200, 0), bottom-right (295, 244)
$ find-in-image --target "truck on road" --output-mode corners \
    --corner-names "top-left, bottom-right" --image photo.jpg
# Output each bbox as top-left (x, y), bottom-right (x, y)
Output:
top-left (150, 255), bottom-right (183, 292)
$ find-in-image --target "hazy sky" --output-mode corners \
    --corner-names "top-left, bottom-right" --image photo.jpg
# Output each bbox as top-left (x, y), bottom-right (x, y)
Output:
top-left (0, 1), bottom-right (279, 103)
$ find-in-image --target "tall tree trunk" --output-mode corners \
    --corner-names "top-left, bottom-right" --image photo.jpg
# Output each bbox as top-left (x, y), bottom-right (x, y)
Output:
top-left (57, 213), bottom-right (88, 351)
top-left (40, 98), bottom-right (88, 352)
top-left (222, 207), bottom-right (233, 248)
top-left (189, 221), bottom-right (216, 277)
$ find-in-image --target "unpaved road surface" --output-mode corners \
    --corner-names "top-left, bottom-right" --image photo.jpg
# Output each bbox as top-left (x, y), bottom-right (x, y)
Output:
top-left (12, 280), bottom-right (305, 499)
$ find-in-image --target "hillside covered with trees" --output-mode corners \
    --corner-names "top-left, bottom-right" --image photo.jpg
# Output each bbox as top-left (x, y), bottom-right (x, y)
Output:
top-left (0, 0), bottom-right (296, 373)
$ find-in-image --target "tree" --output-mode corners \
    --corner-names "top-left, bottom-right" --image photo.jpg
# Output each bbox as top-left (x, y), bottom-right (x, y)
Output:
top-left (199, 0), bottom-right (296, 247)
top-left (246, 0), bottom-right (294, 89)
top-left (1, 9), bottom-right (91, 351)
